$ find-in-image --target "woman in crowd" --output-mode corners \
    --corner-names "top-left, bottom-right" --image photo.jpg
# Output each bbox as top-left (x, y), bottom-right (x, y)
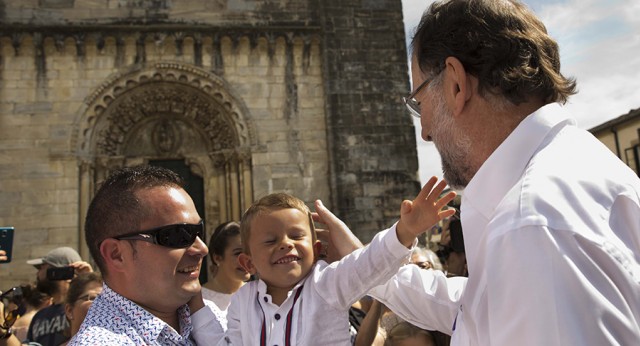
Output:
top-left (62, 272), bottom-right (103, 344)
top-left (201, 221), bottom-right (250, 330)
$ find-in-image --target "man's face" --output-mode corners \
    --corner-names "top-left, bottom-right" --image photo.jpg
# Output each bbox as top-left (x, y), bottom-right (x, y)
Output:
top-left (124, 186), bottom-right (208, 312)
top-left (244, 208), bottom-right (319, 294)
top-left (412, 55), bottom-right (473, 189)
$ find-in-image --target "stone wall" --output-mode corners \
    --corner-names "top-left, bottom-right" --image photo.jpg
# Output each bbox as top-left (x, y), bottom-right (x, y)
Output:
top-left (0, 0), bottom-right (419, 288)
top-left (319, 0), bottom-right (420, 241)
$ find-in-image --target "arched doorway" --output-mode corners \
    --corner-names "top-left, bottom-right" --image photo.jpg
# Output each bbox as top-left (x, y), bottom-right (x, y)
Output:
top-left (74, 62), bottom-right (256, 265)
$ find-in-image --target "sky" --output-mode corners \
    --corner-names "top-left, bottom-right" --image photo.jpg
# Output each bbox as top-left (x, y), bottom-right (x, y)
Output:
top-left (401, 0), bottom-right (640, 184)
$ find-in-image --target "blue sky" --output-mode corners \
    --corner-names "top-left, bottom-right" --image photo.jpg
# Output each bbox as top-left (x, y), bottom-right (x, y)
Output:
top-left (402, 0), bottom-right (640, 184)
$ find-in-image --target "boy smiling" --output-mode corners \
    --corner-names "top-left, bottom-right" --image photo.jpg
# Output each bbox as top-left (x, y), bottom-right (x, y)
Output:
top-left (192, 177), bottom-right (455, 345)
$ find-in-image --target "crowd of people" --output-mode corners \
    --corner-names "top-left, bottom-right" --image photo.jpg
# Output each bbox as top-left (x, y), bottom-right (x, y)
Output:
top-left (1, 0), bottom-right (639, 345)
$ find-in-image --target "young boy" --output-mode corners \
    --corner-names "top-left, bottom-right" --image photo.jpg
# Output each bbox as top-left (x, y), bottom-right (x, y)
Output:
top-left (192, 177), bottom-right (455, 345)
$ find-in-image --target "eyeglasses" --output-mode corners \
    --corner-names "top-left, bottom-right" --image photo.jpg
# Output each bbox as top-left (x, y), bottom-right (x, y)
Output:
top-left (115, 221), bottom-right (204, 249)
top-left (402, 76), bottom-right (435, 118)
top-left (76, 294), bottom-right (99, 303)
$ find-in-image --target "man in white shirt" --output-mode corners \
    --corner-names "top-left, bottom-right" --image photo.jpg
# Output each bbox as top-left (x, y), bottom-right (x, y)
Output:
top-left (370, 0), bottom-right (640, 345)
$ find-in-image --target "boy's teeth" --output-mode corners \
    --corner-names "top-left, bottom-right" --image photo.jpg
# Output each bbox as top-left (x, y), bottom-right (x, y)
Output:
top-left (276, 257), bottom-right (299, 264)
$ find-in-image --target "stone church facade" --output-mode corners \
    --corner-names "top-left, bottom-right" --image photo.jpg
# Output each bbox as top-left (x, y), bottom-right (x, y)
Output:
top-left (0, 0), bottom-right (419, 287)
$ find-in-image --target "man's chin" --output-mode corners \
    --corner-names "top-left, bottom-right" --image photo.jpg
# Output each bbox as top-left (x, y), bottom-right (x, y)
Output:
top-left (180, 282), bottom-right (201, 296)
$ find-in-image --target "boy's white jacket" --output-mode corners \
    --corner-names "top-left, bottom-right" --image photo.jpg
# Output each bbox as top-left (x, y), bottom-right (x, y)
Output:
top-left (191, 225), bottom-right (413, 346)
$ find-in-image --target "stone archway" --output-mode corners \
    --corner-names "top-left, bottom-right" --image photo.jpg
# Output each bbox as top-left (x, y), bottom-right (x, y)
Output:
top-left (74, 62), bottom-right (255, 260)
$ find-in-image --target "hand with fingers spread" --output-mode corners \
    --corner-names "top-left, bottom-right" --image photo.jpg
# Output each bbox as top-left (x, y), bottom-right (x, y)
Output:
top-left (313, 200), bottom-right (363, 263)
top-left (396, 176), bottom-right (457, 247)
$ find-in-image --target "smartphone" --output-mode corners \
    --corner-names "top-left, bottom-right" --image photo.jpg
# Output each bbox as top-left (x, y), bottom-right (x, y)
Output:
top-left (0, 227), bottom-right (14, 263)
top-left (46, 266), bottom-right (75, 281)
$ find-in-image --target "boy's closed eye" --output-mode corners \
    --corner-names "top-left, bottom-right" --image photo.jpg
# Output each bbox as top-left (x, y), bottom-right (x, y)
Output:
top-left (289, 233), bottom-right (306, 240)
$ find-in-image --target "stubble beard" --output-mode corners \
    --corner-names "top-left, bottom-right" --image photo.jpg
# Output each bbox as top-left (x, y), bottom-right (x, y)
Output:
top-left (430, 91), bottom-right (473, 190)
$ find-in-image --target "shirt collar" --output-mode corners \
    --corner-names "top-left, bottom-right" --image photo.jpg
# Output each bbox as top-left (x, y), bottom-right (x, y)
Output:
top-left (101, 284), bottom-right (193, 343)
top-left (256, 272), bottom-right (308, 305)
top-left (463, 110), bottom-right (574, 220)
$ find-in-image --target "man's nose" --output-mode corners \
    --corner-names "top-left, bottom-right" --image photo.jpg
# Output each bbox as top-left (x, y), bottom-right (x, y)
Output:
top-left (188, 236), bottom-right (208, 257)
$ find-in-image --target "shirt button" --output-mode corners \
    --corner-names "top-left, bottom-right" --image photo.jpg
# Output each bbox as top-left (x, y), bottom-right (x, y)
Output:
top-left (264, 297), bottom-right (268, 302)
top-left (274, 313), bottom-right (281, 320)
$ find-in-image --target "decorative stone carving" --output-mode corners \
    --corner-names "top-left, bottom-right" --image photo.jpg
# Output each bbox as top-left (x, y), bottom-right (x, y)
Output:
top-left (76, 62), bottom-right (255, 157)
top-left (152, 119), bottom-right (178, 154)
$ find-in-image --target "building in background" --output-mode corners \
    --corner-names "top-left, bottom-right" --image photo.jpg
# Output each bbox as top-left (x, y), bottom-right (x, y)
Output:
top-left (590, 107), bottom-right (640, 176)
top-left (0, 0), bottom-right (420, 287)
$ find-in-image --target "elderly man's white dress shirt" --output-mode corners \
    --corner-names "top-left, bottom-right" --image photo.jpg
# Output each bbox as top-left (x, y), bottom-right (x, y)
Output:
top-left (371, 110), bottom-right (640, 345)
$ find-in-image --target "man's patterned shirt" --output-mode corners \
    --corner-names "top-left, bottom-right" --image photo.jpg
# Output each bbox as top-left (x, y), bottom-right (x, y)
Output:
top-left (69, 284), bottom-right (195, 345)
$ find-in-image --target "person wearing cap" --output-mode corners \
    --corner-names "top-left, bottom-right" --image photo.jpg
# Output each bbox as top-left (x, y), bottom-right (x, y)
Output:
top-left (7, 247), bottom-right (92, 346)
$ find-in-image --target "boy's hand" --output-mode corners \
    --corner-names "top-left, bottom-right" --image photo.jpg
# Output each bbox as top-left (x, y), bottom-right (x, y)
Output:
top-left (396, 176), bottom-right (457, 247)
top-left (188, 289), bottom-right (205, 314)
top-left (313, 200), bottom-right (364, 263)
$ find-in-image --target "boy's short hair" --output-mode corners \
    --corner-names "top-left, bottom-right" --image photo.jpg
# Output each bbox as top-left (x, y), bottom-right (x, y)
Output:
top-left (240, 193), bottom-right (316, 254)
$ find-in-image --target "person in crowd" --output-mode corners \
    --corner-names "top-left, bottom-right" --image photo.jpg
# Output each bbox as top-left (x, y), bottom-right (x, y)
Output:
top-left (25, 247), bottom-right (92, 346)
top-left (410, 246), bottom-right (443, 271)
top-left (9, 283), bottom-right (51, 341)
top-left (69, 165), bottom-right (209, 345)
top-left (371, 0), bottom-right (640, 344)
top-left (61, 272), bottom-right (103, 344)
top-left (439, 217), bottom-right (466, 278)
top-left (0, 247), bottom-right (92, 346)
top-left (356, 250), bottom-right (445, 346)
top-left (200, 221), bottom-right (250, 334)
top-left (191, 176), bottom-right (456, 345)
top-left (384, 321), bottom-right (436, 346)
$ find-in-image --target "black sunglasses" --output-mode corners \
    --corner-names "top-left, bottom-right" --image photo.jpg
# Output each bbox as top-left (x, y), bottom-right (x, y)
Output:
top-left (115, 221), bottom-right (204, 249)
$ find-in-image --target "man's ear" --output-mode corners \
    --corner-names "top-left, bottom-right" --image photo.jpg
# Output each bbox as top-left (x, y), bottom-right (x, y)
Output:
top-left (444, 56), bottom-right (475, 116)
top-left (238, 253), bottom-right (257, 275)
top-left (99, 238), bottom-right (128, 273)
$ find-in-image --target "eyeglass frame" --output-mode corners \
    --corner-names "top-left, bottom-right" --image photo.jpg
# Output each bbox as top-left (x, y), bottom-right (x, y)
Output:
top-left (402, 73), bottom-right (439, 118)
top-left (114, 220), bottom-right (205, 249)
top-left (75, 293), bottom-right (99, 303)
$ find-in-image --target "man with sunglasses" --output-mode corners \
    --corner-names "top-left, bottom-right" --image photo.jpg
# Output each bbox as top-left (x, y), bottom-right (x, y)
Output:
top-left (69, 165), bottom-right (209, 345)
top-left (370, 1), bottom-right (640, 345)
